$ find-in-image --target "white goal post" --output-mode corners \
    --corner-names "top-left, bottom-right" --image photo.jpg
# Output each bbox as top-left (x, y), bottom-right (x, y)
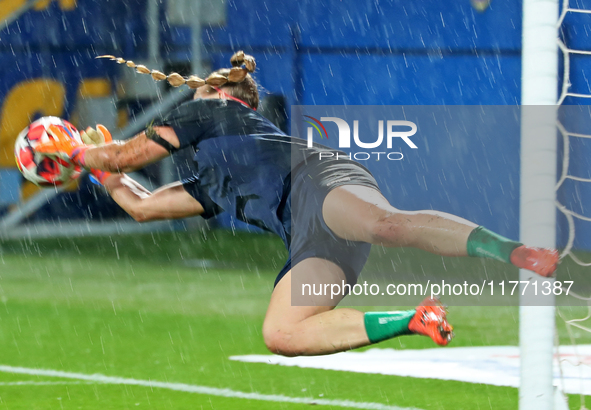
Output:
top-left (519, 0), bottom-right (560, 409)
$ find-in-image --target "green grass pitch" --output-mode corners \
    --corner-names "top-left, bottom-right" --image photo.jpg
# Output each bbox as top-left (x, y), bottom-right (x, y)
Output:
top-left (0, 229), bottom-right (589, 409)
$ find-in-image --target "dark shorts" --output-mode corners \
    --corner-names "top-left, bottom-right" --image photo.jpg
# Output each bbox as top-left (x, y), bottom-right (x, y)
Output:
top-left (274, 156), bottom-right (380, 287)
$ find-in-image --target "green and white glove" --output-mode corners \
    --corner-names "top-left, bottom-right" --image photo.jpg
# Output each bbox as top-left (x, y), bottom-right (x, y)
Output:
top-left (79, 124), bottom-right (113, 185)
top-left (80, 124), bottom-right (112, 145)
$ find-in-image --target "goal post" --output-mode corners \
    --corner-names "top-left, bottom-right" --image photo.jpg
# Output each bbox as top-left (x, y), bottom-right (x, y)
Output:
top-left (519, 0), bottom-right (559, 409)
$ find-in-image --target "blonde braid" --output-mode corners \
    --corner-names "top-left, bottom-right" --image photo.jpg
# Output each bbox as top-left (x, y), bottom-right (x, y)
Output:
top-left (96, 51), bottom-right (256, 89)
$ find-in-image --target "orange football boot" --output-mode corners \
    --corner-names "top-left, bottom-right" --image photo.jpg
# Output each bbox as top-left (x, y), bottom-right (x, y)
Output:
top-left (408, 297), bottom-right (454, 346)
top-left (510, 246), bottom-right (559, 277)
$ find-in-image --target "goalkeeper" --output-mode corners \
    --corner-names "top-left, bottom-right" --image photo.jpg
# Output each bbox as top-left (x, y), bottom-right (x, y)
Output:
top-left (38, 51), bottom-right (558, 357)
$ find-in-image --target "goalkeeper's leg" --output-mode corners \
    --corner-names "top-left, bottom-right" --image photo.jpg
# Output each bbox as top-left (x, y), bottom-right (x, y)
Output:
top-left (262, 259), bottom-right (452, 357)
top-left (322, 185), bottom-right (558, 276)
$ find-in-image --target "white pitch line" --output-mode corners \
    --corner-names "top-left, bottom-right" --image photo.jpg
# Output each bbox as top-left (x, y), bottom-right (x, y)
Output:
top-left (0, 381), bottom-right (91, 386)
top-left (0, 364), bottom-right (422, 410)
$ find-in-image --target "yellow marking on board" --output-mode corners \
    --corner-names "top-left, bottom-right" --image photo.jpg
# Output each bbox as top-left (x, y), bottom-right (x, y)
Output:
top-left (0, 79), bottom-right (65, 167)
top-left (33, 0), bottom-right (77, 11)
top-left (0, 0), bottom-right (29, 22)
top-left (77, 78), bottom-right (111, 99)
top-left (0, 0), bottom-right (77, 23)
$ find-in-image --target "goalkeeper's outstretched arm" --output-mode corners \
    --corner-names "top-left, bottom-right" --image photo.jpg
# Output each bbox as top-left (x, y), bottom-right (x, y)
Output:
top-left (83, 126), bottom-right (177, 173)
top-left (36, 125), bottom-right (179, 173)
top-left (102, 174), bottom-right (204, 222)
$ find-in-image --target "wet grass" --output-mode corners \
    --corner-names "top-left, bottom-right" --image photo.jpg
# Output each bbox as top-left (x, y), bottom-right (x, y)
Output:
top-left (0, 230), bottom-right (588, 409)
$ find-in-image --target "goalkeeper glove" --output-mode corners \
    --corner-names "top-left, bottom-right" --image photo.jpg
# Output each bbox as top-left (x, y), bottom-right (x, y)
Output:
top-left (36, 124), bottom-right (114, 185)
top-left (80, 124), bottom-right (113, 145)
top-left (82, 125), bottom-right (113, 185)
top-left (37, 123), bottom-right (113, 166)
top-left (88, 169), bottom-right (111, 186)
top-left (36, 123), bottom-right (89, 164)
top-left (79, 125), bottom-right (114, 185)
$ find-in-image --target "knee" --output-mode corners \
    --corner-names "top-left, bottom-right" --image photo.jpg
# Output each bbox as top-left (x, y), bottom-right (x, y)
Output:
top-left (369, 213), bottom-right (412, 246)
top-left (262, 324), bottom-right (303, 357)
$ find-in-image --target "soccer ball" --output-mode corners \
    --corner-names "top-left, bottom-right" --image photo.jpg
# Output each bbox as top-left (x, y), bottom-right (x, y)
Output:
top-left (14, 116), bottom-right (83, 187)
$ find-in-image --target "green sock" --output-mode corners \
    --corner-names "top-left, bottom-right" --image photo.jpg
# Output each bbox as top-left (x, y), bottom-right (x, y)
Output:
top-left (466, 226), bottom-right (522, 264)
top-left (364, 310), bottom-right (416, 344)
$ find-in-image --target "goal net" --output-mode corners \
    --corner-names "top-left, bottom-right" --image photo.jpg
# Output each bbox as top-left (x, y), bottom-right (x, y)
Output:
top-left (547, 1), bottom-right (591, 409)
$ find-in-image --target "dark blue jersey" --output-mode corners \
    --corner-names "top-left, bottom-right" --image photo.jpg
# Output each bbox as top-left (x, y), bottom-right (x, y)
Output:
top-left (154, 99), bottom-right (330, 247)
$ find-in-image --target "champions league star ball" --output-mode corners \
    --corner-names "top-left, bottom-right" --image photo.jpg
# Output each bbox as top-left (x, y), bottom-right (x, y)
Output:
top-left (14, 116), bottom-right (83, 187)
